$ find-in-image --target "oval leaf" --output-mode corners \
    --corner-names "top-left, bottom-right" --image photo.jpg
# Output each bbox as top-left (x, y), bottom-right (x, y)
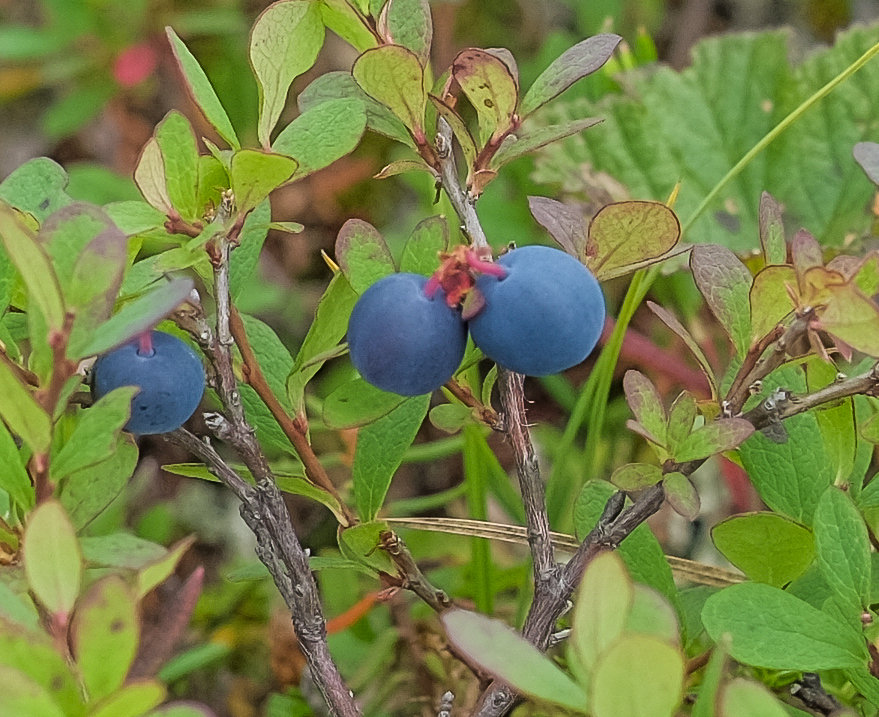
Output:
top-left (352, 45), bottom-right (427, 139)
top-left (23, 500), bottom-right (82, 618)
top-left (452, 48), bottom-right (519, 145)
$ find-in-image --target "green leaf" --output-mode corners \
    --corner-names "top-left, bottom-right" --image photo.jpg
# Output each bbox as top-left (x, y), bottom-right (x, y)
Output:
top-left (758, 192), bottom-right (787, 265)
top-left (229, 199), bottom-right (271, 299)
top-left (80, 533), bottom-right (167, 570)
top-left (535, 26), bottom-right (879, 250)
top-left (337, 520), bottom-right (396, 574)
top-left (137, 536), bottom-right (196, 598)
top-left (664, 471), bottom-right (700, 520)
top-left (72, 576), bottom-right (139, 701)
top-left (814, 485), bottom-right (872, 617)
top-left (845, 667), bottom-right (879, 708)
top-left (691, 639), bottom-right (728, 717)
top-left (626, 584), bottom-right (680, 645)
top-left (442, 609), bottom-right (588, 711)
top-left (0, 356), bottom-right (52, 454)
top-left (492, 118), bottom-right (603, 170)
top-left (166, 28), bottom-right (239, 150)
top-left (60, 435), bottom-right (138, 530)
top-left (691, 244), bottom-right (753, 356)
top-left (377, 0), bottom-right (431, 67)
top-left (665, 391), bottom-right (697, 450)
top-left (674, 418), bottom-right (754, 463)
top-left (353, 394), bottom-right (430, 521)
top-left (429, 403), bottom-right (473, 434)
top-left (623, 370), bottom-right (667, 445)
top-left (701, 582), bottom-right (867, 670)
top-left (273, 98), bottom-right (367, 179)
top-left (399, 215), bottom-right (448, 276)
top-left (520, 33), bottom-right (621, 117)
top-left (816, 280), bottom-right (879, 357)
top-left (719, 678), bottom-right (789, 717)
top-left (429, 96), bottom-right (477, 171)
top-left (0, 419), bottom-right (34, 512)
top-left (287, 272), bottom-right (358, 414)
top-left (229, 149), bottom-right (298, 214)
top-left (591, 635), bottom-right (684, 717)
top-left (250, 0), bottom-right (324, 146)
top-left (352, 45), bottom-right (427, 139)
top-left (0, 664), bottom-right (68, 717)
top-left (240, 314), bottom-right (294, 404)
top-left (334, 218), bottom-right (395, 294)
top-left (299, 71), bottom-right (412, 146)
top-left (452, 48), bottom-right (518, 145)
top-left (738, 366), bottom-right (833, 525)
top-left (155, 111), bottom-right (200, 221)
top-left (23, 500), bottom-right (82, 618)
top-left (0, 202), bottom-right (65, 330)
top-left (320, 0), bottom-right (377, 53)
top-left (133, 137), bottom-right (172, 214)
top-left (749, 265), bottom-right (796, 342)
top-left (586, 201), bottom-right (681, 281)
top-left (571, 552), bottom-right (632, 672)
top-left (0, 618), bottom-right (83, 714)
top-left (88, 680), bottom-right (166, 717)
top-left (51, 387), bottom-right (137, 481)
top-left (322, 377), bottom-right (407, 429)
top-left (0, 157), bottom-right (74, 223)
top-left (70, 276), bottom-right (194, 358)
top-left (807, 357), bottom-right (857, 485)
top-left (711, 512), bottom-right (814, 587)
top-left (610, 463), bottom-right (663, 491)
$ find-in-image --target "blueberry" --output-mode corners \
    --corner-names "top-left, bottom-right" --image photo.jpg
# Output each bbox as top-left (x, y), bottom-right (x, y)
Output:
top-left (347, 273), bottom-right (467, 395)
top-left (468, 245), bottom-right (605, 376)
top-left (92, 330), bottom-right (206, 435)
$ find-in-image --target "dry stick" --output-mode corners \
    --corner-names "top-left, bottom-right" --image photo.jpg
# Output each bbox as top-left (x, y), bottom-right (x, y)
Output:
top-left (192, 232), bottom-right (361, 717)
top-left (227, 304), bottom-right (357, 526)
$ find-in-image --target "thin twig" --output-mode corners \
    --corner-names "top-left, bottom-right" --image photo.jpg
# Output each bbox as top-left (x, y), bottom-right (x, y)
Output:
top-left (228, 304), bottom-right (357, 526)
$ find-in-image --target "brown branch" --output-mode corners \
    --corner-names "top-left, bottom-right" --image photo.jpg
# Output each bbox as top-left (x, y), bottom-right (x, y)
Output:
top-left (228, 304), bottom-right (357, 526)
top-left (178, 222), bottom-right (361, 717)
top-left (444, 378), bottom-right (502, 429)
top-left (380, 530), bottom-right (452, 613)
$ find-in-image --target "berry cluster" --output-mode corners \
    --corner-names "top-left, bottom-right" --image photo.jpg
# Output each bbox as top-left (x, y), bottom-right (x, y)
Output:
top-left (92, 330), bottom-right (206, 435)
top-left (347, 245), bottom-right (605, 396)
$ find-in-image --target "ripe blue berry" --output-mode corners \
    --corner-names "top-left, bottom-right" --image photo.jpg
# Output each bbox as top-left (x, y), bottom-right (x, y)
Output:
top-left (468, 245), bottom-right (605, 376)
top-left (92, 330), bottom-right (206, 435)
top-left (347, 273), bottom-right (467, 395)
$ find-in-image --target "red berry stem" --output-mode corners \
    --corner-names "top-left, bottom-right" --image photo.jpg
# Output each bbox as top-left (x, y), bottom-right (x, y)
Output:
top-left (137, 331), bottom-right (154, 356)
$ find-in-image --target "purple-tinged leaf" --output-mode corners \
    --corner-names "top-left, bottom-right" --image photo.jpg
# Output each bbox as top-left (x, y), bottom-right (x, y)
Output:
top-left (399, 215), bottom-right (448, 276)
top-left (527, 196), bottom-right (586, 257)
top-left (586, 201), bottom-right (680, 279)
top-left (374, 159), bottom-right (437, 180)
top-left (519, 33), bottom-right (621, 117)
top-left (674, 418), bottom-right (754, 463)
top-left (491, 117), bottom-right (602, 169)
top-left (853, 141), bottom-right (879, 186)
top-left (443, 609), bottom-right (588, 711)
top-left (430, 96), bottom-right (478, 170)
top-left (664, 472), bottom-right (700, 520)
top-left (749, 265), bottom-right (796, 342)
top-left (166, 28), bottom-right (239, 150)
top-left (130, 567), bottom-right (204, 679)
top-left (623, 370), bottom-right (667, 444)
top-left (353, 45), bottom-right (427, 140)
top-left (334, 218), bottom-right (395, 294)
top-left (815, 281), bottom-right (879, 357)
top-left (791, 229), bottom-right (823, 281)
top-left (647, 301), bottom-right (718, 401)
top-left (666, 391), bottom-right (697, 450)
top-left (611, 463), bottom-right (663, 491)
top-left (691, 244), bottom-right (753, 357)
top-left (758, 191), bottom-right (786, 266)
top-left (377, 0), bottom-right (432, 67)
top-left (452, 48), bottom-right (519, 145)
top-left (249, 0), bottom-right (325, 147)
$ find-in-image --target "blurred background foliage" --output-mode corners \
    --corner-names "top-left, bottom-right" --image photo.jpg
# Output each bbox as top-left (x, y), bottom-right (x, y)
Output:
top-left (4, 0), bottom-right (879, 715)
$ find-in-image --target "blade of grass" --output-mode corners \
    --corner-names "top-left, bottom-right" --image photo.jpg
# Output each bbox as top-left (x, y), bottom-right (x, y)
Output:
top-left (464, 425), bottom-right (494, 614)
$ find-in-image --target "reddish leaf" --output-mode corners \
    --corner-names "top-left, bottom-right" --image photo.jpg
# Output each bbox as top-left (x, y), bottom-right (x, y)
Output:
top-left (691, 244), bottom-right (753, 357)
top-left (758, 191), bottom-right (786, 266)
top-left (674, 418), bottom-right (755, 463)
top-left (623, 370), bottom-right (666, 444)
top-left (666, 391), bottom-right (697, 450)
top-left (334, 218), bottom-right (395, 294)
top-left (527, 196), bottom-right (587, 257)
top-left (664, 472), bottom-right (700, 520)
top-left (452, 48), bottom-right (519, 145)
top-left (791, 229), bottom-right (823, 286)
